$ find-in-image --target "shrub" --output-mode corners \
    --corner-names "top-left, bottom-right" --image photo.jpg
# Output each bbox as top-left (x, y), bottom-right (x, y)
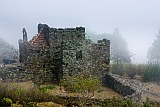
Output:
top-left (125, 64), bottom-right (137, 79)
top-left (110, 63), bottom-right (125, 76)
top-left (1, 97), bottom-right (13, 106)
top-left (0, 83), bottom-right (53, 104)
top-left (21, 101), bottom-right (37, 107)
top-left (102, 97), bottom-right (152, 107)
top-left (142, 62), bottom-right (160, 82)
top-left (60, 74), bottom-right (100, 97)
top-left (38, 85), bottom-right (55, 92)
top-left (136, 64), bottom-right (146, 76)
top-left (103, 98), bottom-right (137, 107)
top-left (111, 63), bottom-right (138, 78)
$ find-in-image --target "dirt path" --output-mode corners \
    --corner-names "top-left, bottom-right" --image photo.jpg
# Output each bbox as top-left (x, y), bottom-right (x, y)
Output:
top-left (141, 82), bottom-right (160, 102)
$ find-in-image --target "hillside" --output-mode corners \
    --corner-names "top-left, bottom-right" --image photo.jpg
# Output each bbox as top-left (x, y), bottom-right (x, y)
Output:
top-left (0, 37), bottom-right (17, 63)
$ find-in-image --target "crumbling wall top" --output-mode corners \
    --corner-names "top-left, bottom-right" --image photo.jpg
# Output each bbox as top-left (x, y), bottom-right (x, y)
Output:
top-left (50, 27), bottom-right (85, 32)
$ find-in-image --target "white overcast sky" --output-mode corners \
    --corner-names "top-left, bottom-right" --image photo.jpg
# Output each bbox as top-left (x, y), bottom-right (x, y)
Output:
top-left (0, 0), bottom-right (160, 63)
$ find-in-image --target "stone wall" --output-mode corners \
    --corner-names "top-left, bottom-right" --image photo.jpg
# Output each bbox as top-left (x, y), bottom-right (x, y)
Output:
top-left (0, 64), bottom-right (32, 82)
top-left (18, 24), bottom-right (110, 84)
top-left (104, 73), bottom-right (160, 102)
top-left (49, 27), bottom-right (86, 82)
top-left (105, 73), bottom-right (135, 96)
top-left (92, 39), bottom-right (110, 78)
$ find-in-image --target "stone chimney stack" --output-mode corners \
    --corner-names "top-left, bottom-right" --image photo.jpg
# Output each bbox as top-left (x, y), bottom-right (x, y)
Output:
top-left (22, 28), bottom-right (28, 42)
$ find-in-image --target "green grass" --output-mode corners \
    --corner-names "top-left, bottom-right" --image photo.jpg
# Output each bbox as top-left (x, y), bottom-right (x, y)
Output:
top-left (38, 85), bottom-right (55, 92)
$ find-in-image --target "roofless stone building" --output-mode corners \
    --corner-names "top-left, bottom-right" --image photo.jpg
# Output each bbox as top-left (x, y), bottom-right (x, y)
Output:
top-left (19, 24), bottom-right (110, 84)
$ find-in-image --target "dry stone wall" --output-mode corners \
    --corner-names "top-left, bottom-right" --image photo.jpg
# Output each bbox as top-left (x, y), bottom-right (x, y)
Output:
top-left (105, 73), bottom-right (136, 96)
top-left (104, 73), bottom-right (151, 102)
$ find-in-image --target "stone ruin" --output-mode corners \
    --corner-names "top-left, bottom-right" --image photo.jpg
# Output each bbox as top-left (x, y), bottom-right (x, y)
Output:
top-left (18, 24), bottom-right (110, 84)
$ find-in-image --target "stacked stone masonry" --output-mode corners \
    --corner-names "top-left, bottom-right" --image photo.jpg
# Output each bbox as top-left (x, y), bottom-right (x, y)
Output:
top-left (18, 24), bottom-right (110, 84)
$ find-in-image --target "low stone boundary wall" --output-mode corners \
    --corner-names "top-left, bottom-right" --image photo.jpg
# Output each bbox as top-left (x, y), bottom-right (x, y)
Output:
top-left (105, 73), bottom-right (136, 96)
top-left (53, 96), bottom-right (106, 106)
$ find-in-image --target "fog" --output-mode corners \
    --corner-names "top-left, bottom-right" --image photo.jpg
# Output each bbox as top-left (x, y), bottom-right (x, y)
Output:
top-left (0, 0), bottom-right (160, 64)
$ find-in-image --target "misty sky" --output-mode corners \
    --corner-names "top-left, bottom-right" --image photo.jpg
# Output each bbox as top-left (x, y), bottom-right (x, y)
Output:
top-left (0, 0), bottom-right (160, 64)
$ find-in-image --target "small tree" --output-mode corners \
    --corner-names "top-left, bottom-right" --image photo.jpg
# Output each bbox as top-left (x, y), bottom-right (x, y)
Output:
top-left (60, 74), bottom-right (100, 97)
top-left (147, 30), bottom-right (160, 62)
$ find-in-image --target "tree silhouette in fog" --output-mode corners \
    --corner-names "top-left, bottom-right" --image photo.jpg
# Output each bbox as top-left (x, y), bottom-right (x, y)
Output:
top-left (147, 30), bottom-right (160, 62)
